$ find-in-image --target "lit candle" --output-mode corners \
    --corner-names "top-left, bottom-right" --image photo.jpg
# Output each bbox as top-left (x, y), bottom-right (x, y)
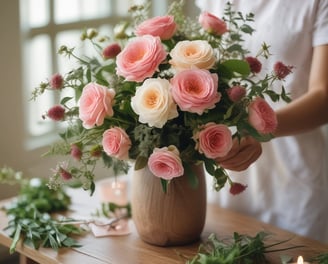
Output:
top-left (295, 256), bottom-right (310, 264)
top-left (98, 178), bottom-right (128, 205)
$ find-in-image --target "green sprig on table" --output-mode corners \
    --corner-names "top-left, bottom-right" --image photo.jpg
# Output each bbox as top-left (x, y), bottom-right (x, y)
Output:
top-left (0, 168), bottom-right (84, 253)
top-left (185, 232), bottom-right (302, 264)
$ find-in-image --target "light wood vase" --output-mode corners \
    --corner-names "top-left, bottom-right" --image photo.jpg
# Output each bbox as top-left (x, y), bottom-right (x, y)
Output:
top-left (131, 164), bottom-right (207, 246)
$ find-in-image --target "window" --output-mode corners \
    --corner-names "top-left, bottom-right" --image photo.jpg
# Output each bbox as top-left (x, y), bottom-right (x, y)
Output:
top-left (20, 0), bottom-right (170, 149)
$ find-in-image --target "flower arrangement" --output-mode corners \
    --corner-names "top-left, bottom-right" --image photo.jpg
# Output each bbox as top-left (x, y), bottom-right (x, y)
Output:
top-left (32, 1), bottom-right (291, 195)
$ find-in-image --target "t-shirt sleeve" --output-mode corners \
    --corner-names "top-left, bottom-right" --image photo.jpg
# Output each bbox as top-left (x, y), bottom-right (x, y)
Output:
top-left (313, 0), bottom-right (328, 46)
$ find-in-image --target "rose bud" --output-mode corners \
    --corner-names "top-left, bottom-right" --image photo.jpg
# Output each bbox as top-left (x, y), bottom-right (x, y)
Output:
top-left (245, 56), bottom-right (262, 74)
top-left (273, 61), bottom-right (293, 80)
top-left (70, 144), bottom-right (82, 161)
top-left (229, 182), bottom-right (247, 195)
top-left (102, 43), bottom-right (121, 59)
top-left (199, 11), bottom-right (228, 35)
top-left (226, 85), bottom-right (246, 102)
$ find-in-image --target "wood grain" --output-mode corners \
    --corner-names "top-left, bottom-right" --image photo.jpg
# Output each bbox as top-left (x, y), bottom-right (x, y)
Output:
top-left (0, 188), bottom-right (327, 264)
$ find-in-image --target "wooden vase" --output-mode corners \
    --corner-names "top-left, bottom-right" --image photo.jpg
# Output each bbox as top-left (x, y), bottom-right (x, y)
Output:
top-left (131, 164), bottom-right (207, 246)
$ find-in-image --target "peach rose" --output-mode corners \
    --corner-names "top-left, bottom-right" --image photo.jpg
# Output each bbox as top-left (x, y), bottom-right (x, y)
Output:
top-left (79, 82), bottom-right (115, 129)
top-left (131, 78), bottom-right (178, 128)
top-left (199, 11), bottom-right (228, 35)
top-left (148, 145), bottom-right (184, 180)
top-left (116, 35), bottom-right (167, 82)
top-left (171, 69), bottom-right (221, 115)
top-left (248, 97), bottom-right (277, 134)
top-left (135, 15), bottom-right (177, 40)
top-left (102, 127), bottom-right (131, 160)
top-left (194, 123), bottom-right (232, 159)
top-left (226, 85), bottom-right (246, 102)
top-left (169, 40), bottom-right (216, 71)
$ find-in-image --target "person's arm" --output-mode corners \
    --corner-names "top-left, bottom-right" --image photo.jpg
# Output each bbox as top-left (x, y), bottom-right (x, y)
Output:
top-left (274, 44), bottom-right (328, 137)
top-left (217, 44), bottom-right (328, 171)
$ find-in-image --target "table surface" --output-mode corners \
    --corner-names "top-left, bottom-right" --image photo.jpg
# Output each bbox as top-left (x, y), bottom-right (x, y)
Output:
top-left (0, 188), bottom-right (327, 264)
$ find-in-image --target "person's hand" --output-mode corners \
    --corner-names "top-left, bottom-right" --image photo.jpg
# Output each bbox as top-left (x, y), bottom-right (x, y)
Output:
top-left (216, 136), bottom-right (262, 171)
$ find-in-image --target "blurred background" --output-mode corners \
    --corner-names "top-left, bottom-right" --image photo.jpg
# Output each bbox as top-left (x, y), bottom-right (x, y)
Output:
top-left (0, 0), bottom-right (198, 262)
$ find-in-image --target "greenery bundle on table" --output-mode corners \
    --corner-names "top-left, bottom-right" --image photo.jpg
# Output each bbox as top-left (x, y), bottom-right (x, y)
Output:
top-left (0, 167), bottom-right (82, 253)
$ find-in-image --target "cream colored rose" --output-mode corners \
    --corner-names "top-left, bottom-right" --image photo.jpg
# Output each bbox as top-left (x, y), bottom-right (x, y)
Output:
top-left (131, 78), bottom-right (178, 128)
top-left (169, 40), bottom-right (216, 71)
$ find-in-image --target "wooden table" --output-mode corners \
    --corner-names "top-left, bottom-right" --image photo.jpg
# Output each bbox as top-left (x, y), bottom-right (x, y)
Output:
top-left (0, 188), bottom-right (327, 264)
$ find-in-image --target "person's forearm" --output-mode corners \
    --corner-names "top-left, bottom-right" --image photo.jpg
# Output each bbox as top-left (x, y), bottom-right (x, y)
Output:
top-left (274, 88), bottom-right (328, 137)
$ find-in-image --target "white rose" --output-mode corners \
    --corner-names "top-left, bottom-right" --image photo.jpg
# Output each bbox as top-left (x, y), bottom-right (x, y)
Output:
top-left (131, 78), bottom-right (179, 128)
top-left (169, 40), bottom-right (216, 71)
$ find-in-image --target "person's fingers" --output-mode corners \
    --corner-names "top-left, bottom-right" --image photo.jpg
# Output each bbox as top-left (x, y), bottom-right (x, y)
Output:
top-left (216, 136), bottom-right (262, 171)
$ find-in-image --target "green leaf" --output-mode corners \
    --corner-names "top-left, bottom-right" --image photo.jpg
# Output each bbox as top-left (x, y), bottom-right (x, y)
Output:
top-left (265, 90), bottom-right (280, 102)
top-left (281, 85), bottom-right (292, 103)
top-left (60, 96), bottom-right (73, 105)
top-left (240, 24), bottom-right (255, 34)
top-left (184, 163), bottom-right (199, 189)
top-left (47, 233), bottom-right (58, 251)
top-left (160, 178), bottom-right (168, 193)
top-left (221, 59), bottom-right (251, 76)
top-left (134, 155), bottom-right (148, 170)
top-left (10, 224), bottom-right (22, 254)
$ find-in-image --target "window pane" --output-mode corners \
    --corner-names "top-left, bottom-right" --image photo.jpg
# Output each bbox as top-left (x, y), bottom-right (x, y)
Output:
top-left (54, 0), bottom-right (111, 24)
top-left (25, 0), bottom-right (49, 27)
top-left (116, 0), bottom-right (130, 16)
top-left (25, 35), bottom-right (53, 136)
top-left (81, 0), bottom-right (111, 19)
top-left (54, 0), bottom-right (80, 24)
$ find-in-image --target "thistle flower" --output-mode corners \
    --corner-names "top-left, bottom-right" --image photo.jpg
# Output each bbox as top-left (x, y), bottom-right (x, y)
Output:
top-left (50, 73), bottom-right (64, 90)
top-left (47, 105), bottom-right (65, 121)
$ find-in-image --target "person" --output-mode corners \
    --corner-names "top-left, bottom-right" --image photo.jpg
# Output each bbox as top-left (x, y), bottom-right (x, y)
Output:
top-left (196, 0), bottom-right (328, 243)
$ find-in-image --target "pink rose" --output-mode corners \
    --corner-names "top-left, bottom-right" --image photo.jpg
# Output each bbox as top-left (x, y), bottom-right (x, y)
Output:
top-left (194, 123), bottom-right (232, 159)
top-left (273, 61), bottom-right (293, 80)
top-left (148, 146), bottom-right (184, 180)
top-left (171, 69), bottom-right (221, 115)
top-left (102, 127), bottom-right (131, 160)
top-left (199, 11), bottom-right (228, 35)
top-left (226, 85), bottom-right (246, 102)
top-left (135, 15), bottom-right (177, 40)
top-left (245, 56), bottom-right (262, 74)
top-left (79, 82), bottom-right (115, 129)
top-left (116, 35), bottom-right (167, 82)
top-left (248, 97), bottom-right (277, 134)
top-left (102, 43), bottom-right (121, 59)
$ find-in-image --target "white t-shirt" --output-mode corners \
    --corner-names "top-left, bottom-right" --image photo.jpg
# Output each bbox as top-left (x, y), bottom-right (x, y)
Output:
top-left (196, 0), bottom-right (328, 243)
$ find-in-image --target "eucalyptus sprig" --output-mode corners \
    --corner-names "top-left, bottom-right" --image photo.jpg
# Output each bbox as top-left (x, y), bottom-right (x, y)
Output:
top-left (1, 170), bottom-right (85, 253)
top-left (185, 232), bottom-right (303, 264)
